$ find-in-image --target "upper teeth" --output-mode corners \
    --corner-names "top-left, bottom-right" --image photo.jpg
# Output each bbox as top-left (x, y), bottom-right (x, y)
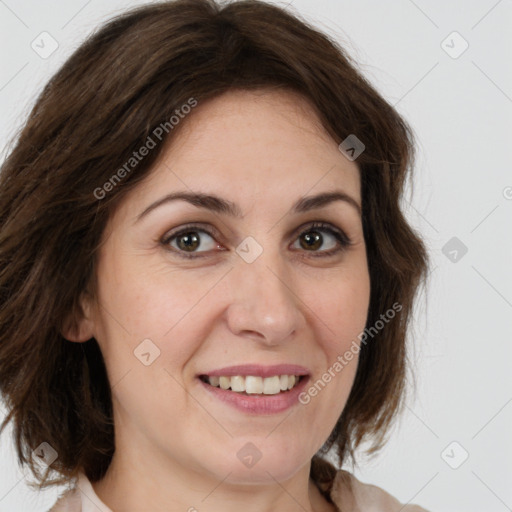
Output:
top-left (206, 375), bottom-right (300, 394)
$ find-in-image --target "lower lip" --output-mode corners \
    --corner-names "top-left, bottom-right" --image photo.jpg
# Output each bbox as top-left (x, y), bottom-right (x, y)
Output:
top-left (197, 376), bottom-right (310, 415)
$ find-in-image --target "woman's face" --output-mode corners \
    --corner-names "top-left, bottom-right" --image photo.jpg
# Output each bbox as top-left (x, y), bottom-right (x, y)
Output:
top-left (79, 89), bottom-right (370, 485)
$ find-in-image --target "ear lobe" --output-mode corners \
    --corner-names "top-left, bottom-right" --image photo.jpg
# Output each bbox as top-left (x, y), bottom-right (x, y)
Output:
top-left (60, 293), bottom-right (96, 343)
top-left (61, 317), bottom-right (95, 342)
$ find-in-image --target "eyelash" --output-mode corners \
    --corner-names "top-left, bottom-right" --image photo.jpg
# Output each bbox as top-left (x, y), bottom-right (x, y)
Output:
top-left (161, 222), bottom-right (352, 260)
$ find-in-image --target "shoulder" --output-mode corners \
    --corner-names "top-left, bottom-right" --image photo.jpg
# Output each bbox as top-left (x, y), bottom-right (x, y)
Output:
top-left (47, 485), bottom-right (81, 512)
top-left (329, 469), bottom-right (431, 512)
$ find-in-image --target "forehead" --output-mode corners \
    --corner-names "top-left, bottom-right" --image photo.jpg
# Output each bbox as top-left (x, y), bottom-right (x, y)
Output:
top-left (114, 89), bottom-right (361, 222)
top-left (168, 88), bottom-right (349, 167)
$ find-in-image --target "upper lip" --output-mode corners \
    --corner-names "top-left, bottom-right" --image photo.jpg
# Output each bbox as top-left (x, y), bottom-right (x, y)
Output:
top-left (199, 364), bottom-right (310, 378)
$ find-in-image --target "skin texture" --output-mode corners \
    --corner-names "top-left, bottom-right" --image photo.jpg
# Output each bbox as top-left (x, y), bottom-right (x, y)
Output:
top-left (65, 89), bottom-right (371, 512)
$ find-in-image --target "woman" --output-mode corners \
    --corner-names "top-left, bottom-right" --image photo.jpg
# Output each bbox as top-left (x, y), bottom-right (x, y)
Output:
top-left (0, 0), bottom-right (431, 510)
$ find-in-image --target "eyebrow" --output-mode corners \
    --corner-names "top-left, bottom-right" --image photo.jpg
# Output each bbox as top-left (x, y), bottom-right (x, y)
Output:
top-left (134, 189), bottom-right (361, 223)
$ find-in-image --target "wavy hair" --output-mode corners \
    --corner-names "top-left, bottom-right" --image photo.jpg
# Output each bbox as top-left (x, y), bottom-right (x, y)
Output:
top-left (0, 0), bottom-right (429, 501)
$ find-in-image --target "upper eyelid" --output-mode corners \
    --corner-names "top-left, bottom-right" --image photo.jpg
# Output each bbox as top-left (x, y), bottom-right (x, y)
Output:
top-left (162, 222), bottom-right (222, 243)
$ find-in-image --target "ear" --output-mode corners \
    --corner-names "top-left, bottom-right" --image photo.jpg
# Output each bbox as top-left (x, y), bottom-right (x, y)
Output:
top-left (60, 291), bottom-right (96, 343)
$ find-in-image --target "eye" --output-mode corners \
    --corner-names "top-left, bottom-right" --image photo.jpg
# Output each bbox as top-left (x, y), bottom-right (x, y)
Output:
top-left (161, 221), bottom-right (352, 259)
top-left (291, 222), bottom-right (352, 257)
top-left (162, 223), bottom-right (221, 258)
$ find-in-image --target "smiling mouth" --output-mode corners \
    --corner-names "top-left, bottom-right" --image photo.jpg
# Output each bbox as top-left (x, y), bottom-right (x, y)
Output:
top-left (199, 374), bottom-right (306, 395)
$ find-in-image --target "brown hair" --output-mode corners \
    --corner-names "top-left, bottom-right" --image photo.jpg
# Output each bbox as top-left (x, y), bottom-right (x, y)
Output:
top-left (0, 0), bottom-right (429, 499)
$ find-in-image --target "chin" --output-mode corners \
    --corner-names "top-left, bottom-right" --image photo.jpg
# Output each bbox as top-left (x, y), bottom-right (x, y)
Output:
top-left (223, 463), bottom-right (306, 486)
top-left (203, 438), bottom-right (310, 485)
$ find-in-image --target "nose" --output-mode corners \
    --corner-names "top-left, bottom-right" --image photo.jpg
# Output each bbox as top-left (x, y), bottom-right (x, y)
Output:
top-left (224, 244), bottom-right (305, 346)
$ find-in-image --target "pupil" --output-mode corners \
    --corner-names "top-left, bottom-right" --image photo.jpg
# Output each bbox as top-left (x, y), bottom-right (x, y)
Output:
top-left (301, 231), bottom-right (321, 250)
top-left (178, 232), bottom-right (199, 251)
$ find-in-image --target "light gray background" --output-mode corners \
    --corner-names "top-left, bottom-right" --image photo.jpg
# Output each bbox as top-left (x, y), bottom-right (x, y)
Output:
top-left (1, 1), bottom-right (511, 511)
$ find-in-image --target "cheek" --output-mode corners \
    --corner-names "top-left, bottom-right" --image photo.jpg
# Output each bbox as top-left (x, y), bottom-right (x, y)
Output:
top-left (299, 275), bottom-right (368, 430)
top-left (96, 248), bottom-right (167, 333)
top-left (91, 263), bottom-right (211, 423)
top-left (93, 253), bottom-right (223, 375)
top-left (307, 269), bottom-right (371, 350)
